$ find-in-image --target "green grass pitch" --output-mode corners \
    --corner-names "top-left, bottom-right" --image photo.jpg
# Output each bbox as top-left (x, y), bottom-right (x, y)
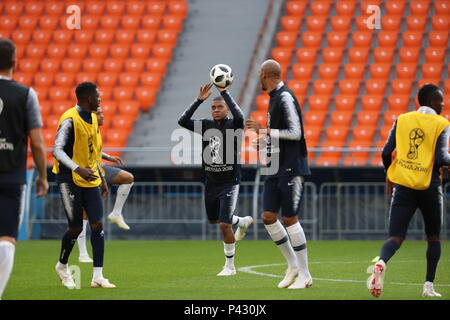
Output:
top-left (4, 240), bottom-right (449, 300)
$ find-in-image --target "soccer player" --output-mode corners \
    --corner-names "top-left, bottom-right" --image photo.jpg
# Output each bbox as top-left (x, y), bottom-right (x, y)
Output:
top-left (77, 107), bottom-right (134, 263)
top-left (52, 82), bottom-right (115, 288)
top-left (0, 39), bottom-right (49, 299)
top-left (369, 84), bottom-right (450, 298)
top-left (246, 59), bottom-right (312, 289)
top-left (178, 82), bottom-right (253, 276)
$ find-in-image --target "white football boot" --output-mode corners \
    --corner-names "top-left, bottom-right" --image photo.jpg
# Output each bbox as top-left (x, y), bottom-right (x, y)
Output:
top-left (55, 262), bottom-right (76, 289)
top-left (368, 260), bottom-right (386, 298)
top-left (91, 278), bottom-right (116, 288)
top-left (288, 272), bottom-right (313, 289)
top-left (422, 281), bottom-right (442, 297)
top-left (217, 265), bottom-right (237, 276)
top-left (108, 213), bottom-right (130, 230)
top-left (235, 216), bottom-right (253, 241)
top-left (78, 255), bottom-right (93, 263)
top-left (278, 266), bottom-right (299, 288)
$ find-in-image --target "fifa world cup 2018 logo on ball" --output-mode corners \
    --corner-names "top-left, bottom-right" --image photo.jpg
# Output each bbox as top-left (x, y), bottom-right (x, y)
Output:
top-left (209, 136), bottom-right (222, 164)
top-left (407, 128), bottom-right (425, 160)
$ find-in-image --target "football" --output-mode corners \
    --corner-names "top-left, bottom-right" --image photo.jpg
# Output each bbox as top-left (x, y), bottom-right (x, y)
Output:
top-left (210, 64), bottom-right (234, 88)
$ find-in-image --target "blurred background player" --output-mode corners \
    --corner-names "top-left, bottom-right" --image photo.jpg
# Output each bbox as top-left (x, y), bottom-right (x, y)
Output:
top-left (77, 107), bottom-right (134, 263)
top-left (369, 84), bottom-right (450, 298)
top-left (0, 38), bottom-right (48, 299)
top-left (52, 82), bottom-right (115, 288)
top-left (246, 59), bottom-right (312, 289)
top-left (178, 82), bottom-right (252, 276)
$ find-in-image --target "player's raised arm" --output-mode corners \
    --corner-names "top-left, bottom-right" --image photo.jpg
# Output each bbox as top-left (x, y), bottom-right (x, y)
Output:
top-left (177, 83), bottom-right (212, 132)
top-left (216, 86), bottom-right (244, 129)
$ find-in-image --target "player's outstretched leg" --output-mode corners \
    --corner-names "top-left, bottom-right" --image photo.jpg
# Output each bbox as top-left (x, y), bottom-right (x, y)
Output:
top-left (107, 171), bottom-right (134, 230)
top-left (78, 218), bottom-right (93, 263)
top-left (233, 215), bottom-right (253, 241)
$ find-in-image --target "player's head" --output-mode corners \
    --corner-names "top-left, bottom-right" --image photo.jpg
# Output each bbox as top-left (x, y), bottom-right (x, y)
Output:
top-left (211, 96), bottom-right (228, 121)
top-left (0, 39), bottom-right (16, 73)
top-left (95, 107), bottom-right (104, 126)
top-left (259, 59), bottom-right (281, 91)
top-left (75, 82), bottom-right (100, 112)
top-left (418, 83), bottom-right (444, 115)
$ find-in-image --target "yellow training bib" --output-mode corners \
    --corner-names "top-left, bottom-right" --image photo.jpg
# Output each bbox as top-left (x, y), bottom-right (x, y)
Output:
top-left (387, 111), bottom-right (449, 190)
top-left (52, 107), bottom-right (102, 188)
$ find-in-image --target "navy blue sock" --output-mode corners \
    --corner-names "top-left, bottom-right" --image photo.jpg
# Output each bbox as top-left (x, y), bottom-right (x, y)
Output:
top-left (380, 240), bottom-right (400, 263)
top-left (59, 231), bottom-right (78, 264)
top-left (426, 241), bottom-right (441, 282)
top-left (90, 228), bottom-right (104, 268)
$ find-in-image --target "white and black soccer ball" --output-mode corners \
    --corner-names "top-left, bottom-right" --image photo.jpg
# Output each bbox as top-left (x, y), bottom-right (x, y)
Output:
top-left (210, 64), bottom-right (234, 88)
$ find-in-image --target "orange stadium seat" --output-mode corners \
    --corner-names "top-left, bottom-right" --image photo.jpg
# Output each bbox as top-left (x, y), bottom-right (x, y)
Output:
top-left (357, 111), bottom-right (379, 126)
top-left (287, 80), bottom-right (309, 96)
top-left (19, 59), bottom-right (39, 74)
top-left (131, 44), bottom-right (152, 59)
top-left (39, 16), bottom-right (58, 30)
top-left (325, 126), bottom-right (349, 144)
top-left (431, 16), bottom-right (449, 31)
top-left (286, 1), bottom-right (307, 16)
top-left (339, 80), bottom-right (360, 95)
top-left (345, 140), bottom-right (372, 165)
top-left (435, 0), bottom-right (450, 14)
top-left (304, 126), bottom-right (322, 145)
top-left (113, 87), bottom-right (134, 102)
top-left (388, 95), bottom-right (410, 112)
top-left (255, 94), bottom-right (270, 111)
top-left (99, 87), bottom-right (114, 100)
top-left (98, 73), bottom-right (118, 87)
top-left (80, 16), bottom-right (100, 30)
top-left (15, 45), bottom-right (26, 60)
top-left (344, 64), bottom-right (365, 79)
top-left (0, 17), bottom-right (17, 31)
top-left (146, 59), bottom-right (166, 74)
top-left (101, 101), bottom-right (118, 118)
top-left (352, 125), bottom-right (376, 142)
top-left (377, 31), bottom-right (398, 48)
top-left (45, 115), bottom-right (60, 130)
top-left (361, 96), bottom-right (383, 111)
top-left (103, 59), bottom-right (124, 72)
top-left (25, 1), bottom-right (44, 15)
top-left (315, 155), bottom-right (341, 167)
top-left (355, 16), bottom-right (372, 32)
top-left (373, 48), bottom-right (395, 63)
top-left (302, 32), bottom-right (322, 48)
top-left (311, 1), bottom-right (331, 15)
top-left (26, 45), bottom-right (46, 59)
top-left (281, 16), bottom-right (302, 32)
top-left (385, 0), bottom-right (407, 16)
top-left (445, 79), bottom-right (450, 93)
top-left (331, 111), bottom-right (353, 127)
top-left (19, 16), bottom-right (38, 31)
top-left (292, 63), bottom-right (314, 79)
top-left (61, 59), bottom-right (82, 73)
top-left (336, 1), bottom-right (356, 16)
top-left (169, 1), bottom-right (189, 19)
top-left (322, 48), bottom-right (344, 63)
top-left (308, 95), bottom-right (331, 111)
top-left (277, 32), bottom-right (298, 48)
top-left (425, 48), bottom-right (445, 63)
top-left (380, 125), bottom-right (393, 142)
top-left (250, 111), bottom-right (267, 128)
top-left (296, 48), bottom-right (318, 63)
top-left (118, 101), bottom-right (140, 120)
top-left (313, 80), bottom-right (335, 95)
top-left (32, 30), bottom-right (52, 45)
top-left (0, 30), bottom-right (11, 40)
top-left (100, 16), bottom-right (120, 30)
top-left (14, 73), bottom-right (33, 87)
top-left (136, 88), bottom-right (157, 111)
top-left (74, 31), bottom-right (95, 44)
top-left (33, 87), bottom-right (49, 102)
top-left (428, 31), bottom-right (448, 48)
top-left (119, 73), bottom-right (139, 88)
top-left (304, 111), bottom-right (326, 127)
top-left (106, 1), bottom-right (126, 16)
top-left (406, 16), bottom-right (427, 32)
top-left (141, 16), bottom-right (162, 30)
top-left (89, 44), bottom-right (109, 59)
top-left (306, 16), bottom-right (327, 32)
top-left (272, 48), bottom-right (292, 63)
top-left (399, 47), bottom-right (420, 63)
top-left (47, 44), bottom-right (66, 59)
top-left (318, 64), bottom-right (340, 80)
top-left (163, 16), bottom-right (183, 33)
top-left (360, 0), bottom-right (383, 12)
top-left (39, 101), bottom-right (52, 118)
top-left (422, 64), bottom-right (442, 80)
top-left (335, 95), bottom-right (357, 111)
top-left (67, 44), bottom-right (88, 59)
top-left (410, 0), bottom-right (430, 15)
top-left (121, 16), bottom-right (141, 30)
top-left (157, 30), bottom-right (178, 46)
top-left (86, 1), bottom-right (105, 15)
top-left (109, 45), bottom-right (130, 59)
top-left (76, 73), bottom-right (97, 84)
top-left (5, 2), bottom-right (23, 16)
top-left (331, 16), bottom-right (352, 32)
top-left (352, 32), bottom-right (372, 47)
top-left (396, 63), bottom-right (417, 79)
top-left (326, 32), bottom-right (348, 48)
top-left (381, 16), bottom-right (402, 32)
top-left (391, 79), bottom-right (412, 94)
top-left (83, 59), bottom-right (103, 73)
top-left (52, 101), bottom-right (72, 116)
top-left (95, 30), bottom-right (115, 45)
top-left (140, 73), bottom-right (162, 88)
top-left (153, 44), bottom-right (173, 59)
top-left (137, 30), bottom-right (157, 44)
top-left (34, 73), bottom-right (54, 87)
top-left (365, 80), bottom-right (386, 95)
top-left (12, 31), bottom-right (32, 45)
top-left (384, 110), bottom-right (403, 126)
top-left (147, 1), bottom-right (167, 16)
top-left (348, 48), bottom-right (369, 63)
top-left (40, 59), bottom-right (60, 73)
top-left (49, 87), bottom-right (70, 102)
top-left (53, 30), bottom-right (73, 45)
top-left (370, 64), bottom-right (391, 80)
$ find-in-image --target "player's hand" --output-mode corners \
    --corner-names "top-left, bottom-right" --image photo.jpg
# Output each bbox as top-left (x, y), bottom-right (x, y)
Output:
top-left (75, 167), bottom-right (98, 182)
top-left (197, 83), bottom-right (213, 101)
top-left (385, 178), bottom-right (394, 197)
top-left (214, 84), bottom-right (230, 92)
top-left (100, 179), bottom-right (108, 199)
top-left (246, 119), bottom-right (262, 133)
top-left (35, 176), bottom-right (49, 198)
top-left (251, 136), bottom-right (268, 150)
top-left (109, 156), bottom-right (123, 165)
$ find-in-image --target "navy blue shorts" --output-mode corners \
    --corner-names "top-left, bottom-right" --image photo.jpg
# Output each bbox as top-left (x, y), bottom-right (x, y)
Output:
top-left (388, 184), bottom-right (443, 239)
top-left (205, 183), bottom-right (239, 224)
top-left (263, 176), bottom-right (304, 217)
top-left (0, 184), bottom-right (24, 239)
top-left (103, 166), bottom-right (121, 185)
top-left (58, 181), bottom-right (104, 229)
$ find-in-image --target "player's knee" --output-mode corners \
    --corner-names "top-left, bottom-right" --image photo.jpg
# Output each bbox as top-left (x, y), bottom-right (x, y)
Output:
top-left (219, 222), bottom-right (232, 232)
top-left (122, 171), bottom-right (134, 184)
top-left (90, 221), bottom-right (103, 232)
top-left (68, 227), bottom-right (82, 237)
top-left (261, 212), bottom-right (277, 225)
top-left (281, 216), bottom-right (298, 227)
top-left (0, 236), bottom-right (16, 246)
top-left (388, 236), bottom-right (404, 247)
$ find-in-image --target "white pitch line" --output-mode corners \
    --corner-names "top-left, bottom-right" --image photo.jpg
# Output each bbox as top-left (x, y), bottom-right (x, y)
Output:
top-left (238, 262), bottom-right (450, 287)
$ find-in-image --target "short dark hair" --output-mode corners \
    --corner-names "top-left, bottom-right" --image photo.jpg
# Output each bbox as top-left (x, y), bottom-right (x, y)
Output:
top-left (418, 83), bottom-right (441, 106)
top-left (212, 96), bottom-right (225, 102)
top-left (75, 82), bottom-right (98, 100)
top-left (0, 39), bottom-right (16, 70)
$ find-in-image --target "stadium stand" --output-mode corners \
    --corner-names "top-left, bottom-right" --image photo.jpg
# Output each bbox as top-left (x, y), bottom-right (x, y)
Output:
top-left (249, 0), bottom-right (449, 166)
